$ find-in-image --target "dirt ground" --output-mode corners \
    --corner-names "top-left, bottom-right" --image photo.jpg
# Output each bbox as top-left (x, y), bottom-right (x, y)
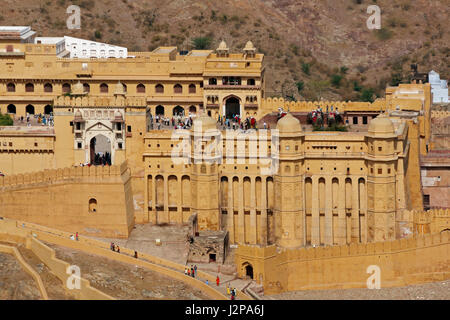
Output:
top-left (47, 243), bottom-right (211, 300)
top-left (0, 252), bottom-right (41, 300)
top-left (264, 281), bottom-right (450, 300)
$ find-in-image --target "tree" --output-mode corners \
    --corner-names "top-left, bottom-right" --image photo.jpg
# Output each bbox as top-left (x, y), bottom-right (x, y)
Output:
top-left (191, 37), bottom-right (212, 50)
top-left (308, 80), bottom-right (329, 100)
top-left (360, 88), bottom-right (375, 102)
top-left (0, 112), bottom-right (13, 126)
top-left (296, 81), bottom-right (304, 93)
top-left (331, 74), bottom-right (343, 87)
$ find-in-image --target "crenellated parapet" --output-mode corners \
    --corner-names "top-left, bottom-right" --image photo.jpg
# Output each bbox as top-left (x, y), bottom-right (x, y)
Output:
top-left (235, 231), bottom-right (450, 293)
top-left (0, 160), bottom-right (129, 190)
top-left (260, 97), bottom-right (388, 115)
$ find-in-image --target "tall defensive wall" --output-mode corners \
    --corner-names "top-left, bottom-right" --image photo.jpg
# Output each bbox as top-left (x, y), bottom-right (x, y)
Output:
top-left (0, 161), bottom-right (134, 238)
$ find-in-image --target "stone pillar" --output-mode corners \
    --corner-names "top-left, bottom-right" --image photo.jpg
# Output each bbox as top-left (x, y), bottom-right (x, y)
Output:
top-left (352, 177), bottom-right (360, 243)
top-left (359, 178), bottom-right (367, 243)
top-left (250, 177), bottom-right (257, 244)
top-left (223, 104), bottom-right (226, 117)
top-left (311, 177), bottom-right (320, 246)
top-left (238, 178), bottom-right (245, 243)
top-left (177, 177), bottom-right (183, 224)
top-left (324, 176), bottom-right (333, 245)
top-left (261, 176), bottom-right (268, 245)
top-left (163, 175), bottom-right (169, 223)
top-left (338, 178), bottom-right (346, 245)
top-left (228, 177), bottom-right (235, 243)
top-left (239, 104), bottom-right (243, 118)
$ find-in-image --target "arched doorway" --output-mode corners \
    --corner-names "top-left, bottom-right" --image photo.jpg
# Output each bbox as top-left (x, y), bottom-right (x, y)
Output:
top-left (44, 105), bottom-right (53, 115)
top-left (155, 105), bottom-right (165, 116)
top-left (26, 104), bottom-right (35, 115)
top-left (90, 134), bottom-right (111, 165)
top-left (244, 263), bottom-right (254, 279)
top-left (225, 97), bottom-right (240, 119)
top-left (189, 105), bottom-right (197, 114)
top-left (7, 104), bottom-right (16, 114)
top-left (173, 105), bottom-right (184, 116)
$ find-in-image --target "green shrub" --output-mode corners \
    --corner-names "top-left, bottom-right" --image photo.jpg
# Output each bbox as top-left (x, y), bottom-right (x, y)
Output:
top-left (375, 28), bottom-right (393, 41)
top-left (360, 88), bottom-right (375, 102)
top-left (0, 113), bottom-right (13, 126)
top-left (191, 37), bottom-right (212, 50)
top-left (301, 63), bottom-right (310, 75)
top-left (331, 74), bottom-right (343, 87)
top-left (94, 30), bottom-right (102, 39)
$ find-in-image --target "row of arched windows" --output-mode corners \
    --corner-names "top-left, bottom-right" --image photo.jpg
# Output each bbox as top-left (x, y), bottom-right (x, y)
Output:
top-left (7, 82), bottom-right (71, 94)
top-left (4, 104), bottom-right (53, 115)
top-left (5, 82), bottom-right (197, 94)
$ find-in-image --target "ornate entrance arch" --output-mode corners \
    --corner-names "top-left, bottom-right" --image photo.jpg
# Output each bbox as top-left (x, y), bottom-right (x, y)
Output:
top-left (90, 134), bottom-right (112, 165)
top-left (224, 96), bottom-right (241, 119)
top-left (85, 122), bottom-right (115, 165)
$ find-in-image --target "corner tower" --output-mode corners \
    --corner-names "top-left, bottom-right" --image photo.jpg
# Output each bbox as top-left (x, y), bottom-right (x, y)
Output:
top-left (273, 113), bottom-right (304, 248)
top-left (366, 115), bottom-right (397, 241)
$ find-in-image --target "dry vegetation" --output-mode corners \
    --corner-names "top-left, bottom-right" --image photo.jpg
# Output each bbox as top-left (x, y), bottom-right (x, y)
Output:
top-left (0, 0), bottom-right (448, 101)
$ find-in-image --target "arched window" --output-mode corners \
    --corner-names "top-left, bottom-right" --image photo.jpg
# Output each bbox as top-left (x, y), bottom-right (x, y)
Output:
top-left (123, 83), bottom-right (127, 93)
top-left (7, 104), bottom-right (16, 114)
top-left (89, 198), bottom-right (97, 213)
top-left (188, 84), bottom-right (196, 94)
top-left (26, 104), bottom-right (35, 115)
top-left (174, 84), bottom-right (182, 94)
top-left (247, 78), bottom-right (255, 85)
top-left (62, 83), bottom-right (71, 93)
top-left (189, 105), bottom-right (197, 114)
top-left (173, 106), bottom-right (184, 116)
top-left (155, 105), bottom-right (165, 115)
top-left (155, 84), bottom-right (164, 93)
top-left (44, 105), bottom-right (53, 115)
top-left (25, 83), bottom-right (34, 92)
top-left (209, 78), bottom-right (217, 85)
top-left (137, 83), bottom-right (146, 93)
top-left (100, 83), bottom-right (109, 93)
top-left (44, 83), bottom-right (53, 93)
top-left (83, 83), bottom-right (90, 93)
top-left (7, 83), bottom-right (16, 92)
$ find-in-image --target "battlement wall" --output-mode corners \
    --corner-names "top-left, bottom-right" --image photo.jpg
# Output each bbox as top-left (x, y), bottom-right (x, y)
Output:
top-left (236, 231), bottom-right (450, 294)
top-left (0, 161), bottom-right (128, 188)
top-left (0, 161), bottom-right (134, 238)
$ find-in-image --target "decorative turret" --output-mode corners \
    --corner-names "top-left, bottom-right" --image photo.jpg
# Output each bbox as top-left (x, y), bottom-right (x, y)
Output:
top-left (276, 113), bottom-right (302, 135)
top-left (274, 112), bottom-right (304, 248)
top-left (366, 114), bottom-right (397, 242)
top-left (368, 114), bottom-right (395, 137)
top-left (243, 40), bottom-right (256, 58)
top-left (216, 40), bottom-right (229, 57)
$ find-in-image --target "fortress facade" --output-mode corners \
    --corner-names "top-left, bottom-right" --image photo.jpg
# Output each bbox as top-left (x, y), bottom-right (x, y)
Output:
top-left (0, 28), bottom-right (448, 293)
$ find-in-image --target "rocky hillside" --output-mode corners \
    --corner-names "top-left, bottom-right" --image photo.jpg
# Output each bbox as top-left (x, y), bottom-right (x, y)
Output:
top-left (0, 0), bottom-right (448, 101)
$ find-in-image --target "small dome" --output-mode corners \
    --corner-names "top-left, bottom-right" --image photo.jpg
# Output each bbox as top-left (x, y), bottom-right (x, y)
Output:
top-left (72, 81), bottom-right (85, 95)
top-left (244, 41), bottom-right (255, 51)
top-left (114, 110), bottom-right (123, 121)
top-left (217, 40), bottom-right (229, 51)
top-left (74, 110), bottom-right (83, 120)
top-left (368, 115), bottom-right (395, 136)
top-left (276, 113), bottom-right (302, 134)
top-left (192, 114), bottom-right (217, 132)
top-left (114, 81), bottom-right (126, 96)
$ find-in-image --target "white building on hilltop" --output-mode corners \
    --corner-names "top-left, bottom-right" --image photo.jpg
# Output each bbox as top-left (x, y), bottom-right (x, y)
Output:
top-left (35, 36), bottom-right (127, 59)
top-left (429, 70), bottom-right (449, 103)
